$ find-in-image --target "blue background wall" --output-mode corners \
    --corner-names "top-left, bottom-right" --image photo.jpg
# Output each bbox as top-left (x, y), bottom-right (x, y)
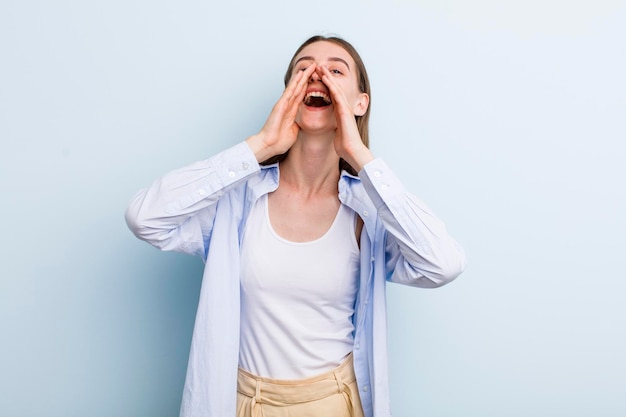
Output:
top-left (1, 1), bottom-right (624, 416)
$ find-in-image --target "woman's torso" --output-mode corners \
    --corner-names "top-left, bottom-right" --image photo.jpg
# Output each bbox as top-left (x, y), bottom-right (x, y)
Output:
top-left (238, 193), bottom-right (360, 379)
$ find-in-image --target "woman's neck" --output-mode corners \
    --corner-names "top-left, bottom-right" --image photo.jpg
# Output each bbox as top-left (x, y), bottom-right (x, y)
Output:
top-left (279, 133), bottom-right (340, 197)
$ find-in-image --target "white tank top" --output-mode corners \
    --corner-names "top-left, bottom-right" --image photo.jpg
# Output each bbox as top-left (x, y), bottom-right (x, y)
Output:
top-left (239, 194), bottom-right (360, 379)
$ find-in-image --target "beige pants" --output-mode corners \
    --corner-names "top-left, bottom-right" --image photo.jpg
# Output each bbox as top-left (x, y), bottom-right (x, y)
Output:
top-left (236, 354), bottom-right (364, 417)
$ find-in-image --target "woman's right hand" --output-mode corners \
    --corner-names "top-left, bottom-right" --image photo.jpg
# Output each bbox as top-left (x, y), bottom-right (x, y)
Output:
top-left (246, 64), bottom-right (316, 162)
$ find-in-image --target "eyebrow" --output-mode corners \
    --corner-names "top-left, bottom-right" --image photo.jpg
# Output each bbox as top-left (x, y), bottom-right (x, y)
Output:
top-left (294, 56), bottom-right (351, 70)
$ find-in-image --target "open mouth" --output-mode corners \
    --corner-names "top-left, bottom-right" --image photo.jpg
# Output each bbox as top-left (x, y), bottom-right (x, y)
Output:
top-left (303, 91), bottom-right (332, 107)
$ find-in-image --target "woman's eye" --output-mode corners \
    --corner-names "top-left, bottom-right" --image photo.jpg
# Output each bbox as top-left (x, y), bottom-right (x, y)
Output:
top-left (330, 68), bottom-right (343, 75)
top-left (298, 66), bottom-right (308, 72)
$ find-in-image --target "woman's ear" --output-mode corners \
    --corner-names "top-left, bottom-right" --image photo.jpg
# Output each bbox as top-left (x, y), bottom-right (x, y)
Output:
top-left (354, 93), bottom-right (370, 117)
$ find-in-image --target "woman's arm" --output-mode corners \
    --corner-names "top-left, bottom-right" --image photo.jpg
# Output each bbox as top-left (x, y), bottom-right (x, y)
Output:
top-left (124, 142), bottom-right (260, 257)
top-left (126, 66), bottom-right (316, 256)
top-left (320, 64), bottom-right (465, 287)
top-left (360, 159), bottom-right (466, 288)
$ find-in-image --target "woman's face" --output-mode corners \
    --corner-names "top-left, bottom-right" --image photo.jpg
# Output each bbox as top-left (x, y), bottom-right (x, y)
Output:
top-left (291, 41), bottom-right (368, 134)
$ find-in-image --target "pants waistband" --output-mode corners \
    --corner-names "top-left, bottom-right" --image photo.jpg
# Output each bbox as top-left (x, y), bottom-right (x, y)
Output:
top-left (237, 353), bottom-right (356, 405)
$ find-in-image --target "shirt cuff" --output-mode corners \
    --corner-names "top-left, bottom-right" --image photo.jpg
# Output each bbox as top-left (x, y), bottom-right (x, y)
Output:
top-left (359, 158), bottom-right (405, 209)
top-left (210, 141), bottom-right (260, 187)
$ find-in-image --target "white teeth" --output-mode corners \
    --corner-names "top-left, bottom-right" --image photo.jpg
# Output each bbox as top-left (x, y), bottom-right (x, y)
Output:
top-left (304, 91), bottom-right (331, 104)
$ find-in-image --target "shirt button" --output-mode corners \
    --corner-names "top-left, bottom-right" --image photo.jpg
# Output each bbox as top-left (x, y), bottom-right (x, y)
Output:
top-left (363, 210), bottom-right (369, 217)
top-left (374, 170), bottom-right (381, 177)
top-left (228, 171), bottom-right (235, 178)
top-left (355, 342), bottom-right (360, 350)
top-left (242, 162), bottom-right (249, 170)
top-left (362, 386), bottom-right (369, 392)
top-left (197, 189), bottom-right (206, 196)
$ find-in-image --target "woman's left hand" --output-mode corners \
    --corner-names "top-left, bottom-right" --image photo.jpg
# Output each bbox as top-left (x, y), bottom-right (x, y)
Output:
top-left (319, 65), bottom-right (374, 172)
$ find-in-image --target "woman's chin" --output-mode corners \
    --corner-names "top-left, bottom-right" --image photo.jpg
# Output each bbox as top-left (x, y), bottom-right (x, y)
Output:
top-left (296, 110), bottom-right (336, 134)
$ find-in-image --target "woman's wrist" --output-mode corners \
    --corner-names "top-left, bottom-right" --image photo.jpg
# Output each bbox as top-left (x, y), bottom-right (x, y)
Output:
top-left (246, 134), bottom-right (276, 163)
top-left (344, 146), bottom-right (374, 173)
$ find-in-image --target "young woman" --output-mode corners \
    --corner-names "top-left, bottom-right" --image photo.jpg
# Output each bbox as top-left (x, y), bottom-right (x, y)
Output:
top-left (125, 35), bottom-right (466, 417)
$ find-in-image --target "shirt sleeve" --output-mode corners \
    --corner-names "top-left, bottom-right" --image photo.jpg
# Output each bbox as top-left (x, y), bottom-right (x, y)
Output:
top-left (124, 141), bottom-right (260, 258)
top-left (359, 158), bottom-right (466, 288)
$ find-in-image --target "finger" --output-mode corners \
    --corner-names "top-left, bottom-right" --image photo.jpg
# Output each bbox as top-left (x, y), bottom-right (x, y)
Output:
top-left (319, 66), bottom-right (340, 92)
top-left (280, 69), bottom-right (305, 104)
top-left (268, 65), bottom-right (315, 124)
top-left (290, 64), bottom-right (316, 103)
top-left (319, 66), bottom-right (352, 116)
top-left (283, 64), bottom-right (316, 119)
top-left (319, 66), bottom-right (347, 105)
top-left (283, 64), bottom-right (316, 101)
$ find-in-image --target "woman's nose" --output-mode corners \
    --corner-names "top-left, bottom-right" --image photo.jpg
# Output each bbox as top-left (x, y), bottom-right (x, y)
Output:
top-left (309, 70), bottom-right (321, 83)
